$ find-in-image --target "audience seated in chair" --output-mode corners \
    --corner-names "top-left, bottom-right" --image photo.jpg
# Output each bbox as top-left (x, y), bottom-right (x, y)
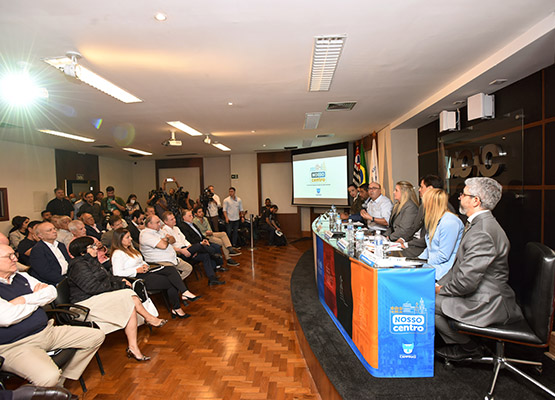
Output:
top-left (80, 213), bottom-right (103, 241)
top-left (193, 207), bottom-right (240, 266)
top-left (0, 244), bottom-right (105, 388)
top-left (67, 237), bottom-right (166, 362)
top-left (162, 211), bottom-right (225, 286)
top-left (15, 221), bottom-right (41, 268)
top-left (53, 215), bottom-right (74, 249)
top-left (29, 222), bottom-right (71, 285)
top-left (139, 215), bottom-right (193, 281)
top-left (110, 228), bottom-right (193, 319)
top-left (8, 216), bottom-right (29, 251)
top-left (127, 210), bottom-right (145, 248)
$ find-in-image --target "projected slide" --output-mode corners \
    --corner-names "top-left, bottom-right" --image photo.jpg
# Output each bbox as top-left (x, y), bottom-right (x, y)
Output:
top-left (292, 147), bottom-right (348, 206)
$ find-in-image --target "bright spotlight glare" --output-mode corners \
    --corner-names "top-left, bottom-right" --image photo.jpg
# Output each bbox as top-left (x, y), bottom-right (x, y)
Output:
top-left (0, 72), bottom-right (48, 106)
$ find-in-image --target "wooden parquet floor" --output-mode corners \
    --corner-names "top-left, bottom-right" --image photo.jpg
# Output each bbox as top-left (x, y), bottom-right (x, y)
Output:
top-left (63, 239), bottom-right (320, 400)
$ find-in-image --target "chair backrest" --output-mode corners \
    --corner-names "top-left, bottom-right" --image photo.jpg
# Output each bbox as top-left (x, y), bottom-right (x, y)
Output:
top-left (54, 277), bottom-right (71, 306)
top-left (517, 242), bottom-right (555, 343)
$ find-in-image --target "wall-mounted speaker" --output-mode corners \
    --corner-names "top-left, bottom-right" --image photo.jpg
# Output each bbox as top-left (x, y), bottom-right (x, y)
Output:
top-left (467, 93), bottom-right (495, 120)
top-left (439, 110), bottom-right (458, 132)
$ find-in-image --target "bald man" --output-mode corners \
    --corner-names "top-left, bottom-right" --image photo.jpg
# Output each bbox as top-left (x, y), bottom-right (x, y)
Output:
top-left (29, 222), bottom-right (71, 285)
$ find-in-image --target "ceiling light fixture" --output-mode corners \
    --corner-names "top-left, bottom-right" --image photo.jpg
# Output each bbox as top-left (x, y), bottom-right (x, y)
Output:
top-left (212, 142), bottom-right (231, 151)
top-left (37, 129), bottom-right (95, 143)
top-left (0, 71), bottom-right (48, 106)
top-left (308, 35), bottom-right (347, 92)
top-left (204, 135), bottom-right (211, 144)
top-left (43, 51), bottom-right (142, 103)
top-left (166, 121), bottom-right (203, 136)
top-left (227, 102), bottom-right (233, 106)
top-left (123, 147), bottom-right (152, 156)
top-left (304, 112), bottom-right (322, 129)
top-left (154, 12), bottom-right (167, 21)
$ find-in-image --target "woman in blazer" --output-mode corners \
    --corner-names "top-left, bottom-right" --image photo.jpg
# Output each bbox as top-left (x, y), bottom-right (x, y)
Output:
top-left (419, 188), bottom-right (463, 281)
top-left (67, 236), bottom-right (167, 362)
top-left (386, 181), bottom-right (419, 241)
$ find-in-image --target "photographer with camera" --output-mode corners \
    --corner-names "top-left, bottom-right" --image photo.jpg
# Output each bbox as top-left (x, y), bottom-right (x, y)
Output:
top-left (202, 185), bottom-right (221, 232)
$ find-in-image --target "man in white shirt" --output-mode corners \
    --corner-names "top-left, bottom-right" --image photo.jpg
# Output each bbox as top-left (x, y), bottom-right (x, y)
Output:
top-left (139, 215), bottom-right (192, 280)
top-left (0, 244), bottom-right (105, 388)
top-left (222, 187), bottom-right (244, 248)
top-left (360, 182), bottom-right (393, 231)
top-left (206, 185), bottom-right (221, 232)
top-left (160, 212), bottom-right (225, 285)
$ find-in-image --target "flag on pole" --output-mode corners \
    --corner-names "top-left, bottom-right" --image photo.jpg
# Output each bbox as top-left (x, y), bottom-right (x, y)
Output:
top-left (369, 137), bottom-right (379, 183)
top-left (353, 142), bottom-right (367, 186)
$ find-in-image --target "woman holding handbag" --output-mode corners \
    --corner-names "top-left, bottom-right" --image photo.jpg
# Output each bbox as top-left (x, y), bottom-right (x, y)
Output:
top-left (67, 236), bottom-right (167, 362)
top-left (110, 228), bottom-right (193, 319)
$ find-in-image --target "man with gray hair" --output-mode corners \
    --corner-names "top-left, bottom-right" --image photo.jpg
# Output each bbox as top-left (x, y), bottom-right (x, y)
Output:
top-left (435, 177), bottom-right (523, 361)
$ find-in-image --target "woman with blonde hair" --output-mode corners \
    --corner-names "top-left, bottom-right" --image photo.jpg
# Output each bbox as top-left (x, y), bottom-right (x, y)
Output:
top-left (386, 181), bottom-right (419, 241)
top-left (419, 188), bottom-right (464, 280)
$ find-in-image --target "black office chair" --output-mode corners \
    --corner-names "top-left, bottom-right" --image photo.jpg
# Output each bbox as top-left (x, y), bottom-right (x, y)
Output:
top-left (50, 279), bottom-right (106, 377)
top-left (448, 242), bottom-right (555, 399)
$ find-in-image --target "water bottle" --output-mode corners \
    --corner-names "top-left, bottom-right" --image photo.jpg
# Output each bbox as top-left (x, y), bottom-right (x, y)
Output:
top-left (374, 230), bottom-right (384, 259)
top-left (329, 206), bottom-right (336, 231)
top-left (355, 227), bottom-right (365, 257)
top-left (346, 219), bottom-right (354, 255)
top-left (335, 214), bottom-right (342, 233)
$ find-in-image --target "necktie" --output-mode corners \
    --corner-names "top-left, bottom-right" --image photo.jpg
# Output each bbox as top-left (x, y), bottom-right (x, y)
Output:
top-left (464, 221), bottom-right (471, 234)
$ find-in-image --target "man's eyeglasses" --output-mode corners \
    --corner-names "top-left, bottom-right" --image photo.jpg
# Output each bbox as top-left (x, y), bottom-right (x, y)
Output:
top-left (459, 192), bottom-right (477, 199)
top-left (0, 253), bottom-right (17, 259)
top-left (368, 187), bottom-right (380, 191)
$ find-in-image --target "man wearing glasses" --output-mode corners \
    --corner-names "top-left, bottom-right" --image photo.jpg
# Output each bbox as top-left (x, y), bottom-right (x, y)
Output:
top-left (435, 177), bottom-right (523, 361)
top-left (359, 182), bottom-right (393, 231)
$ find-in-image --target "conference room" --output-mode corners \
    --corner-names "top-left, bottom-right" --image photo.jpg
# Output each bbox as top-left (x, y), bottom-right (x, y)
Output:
top-left (1, 2), bottom-right (554, 399)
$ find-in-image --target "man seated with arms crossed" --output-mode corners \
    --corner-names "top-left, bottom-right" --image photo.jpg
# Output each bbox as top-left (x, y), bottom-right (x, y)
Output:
top-left (179, 210), bottom-right (225, 268)
top-left (0, 244), bottom-right (105, 391)
top-left (359, 182), bottom-right (393, 231)
top-left (435, 177), bottom-right (523, 360)
top-left (193, 207), bottom-right (240, 266)
top-left (161, 212), bottom-right (225, 286)
top-left (29, 222), bottom-right (71, 285)
top-left (139, 215), bottom-right (193, 280)
top-left (80, 213), bottom-right (103, 240)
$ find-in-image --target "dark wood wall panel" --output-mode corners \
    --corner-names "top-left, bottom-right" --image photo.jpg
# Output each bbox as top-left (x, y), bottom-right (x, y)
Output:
top-left (155, 158), bottom-right (204, 193)
top-left (546, 122), bottom-right (555, 185)
top-left (54, 149), bottom-right (100, 194)
top-left (544, 65), bottom-right (555, 119)
top-left (523, 125), bottom-right (543, 185)
top-left (417, 63), bottom-right (555, 279)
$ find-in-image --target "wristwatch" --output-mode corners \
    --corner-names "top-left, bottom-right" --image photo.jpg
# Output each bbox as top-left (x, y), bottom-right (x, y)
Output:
top-left (371, 216), bottom-right (375, 223)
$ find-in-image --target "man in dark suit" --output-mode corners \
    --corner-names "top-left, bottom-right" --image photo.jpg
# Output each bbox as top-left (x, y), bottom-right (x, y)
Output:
top-left (127, 210), bottom-right (145, 247)
top-left (435, 177), bottom-right (523, 360)
top-left (80, 213), bottom-right (103, 240)
top-left (178, 210), bottom-right (224, 266)
top-left (28, 222), bottom-right (71, 285)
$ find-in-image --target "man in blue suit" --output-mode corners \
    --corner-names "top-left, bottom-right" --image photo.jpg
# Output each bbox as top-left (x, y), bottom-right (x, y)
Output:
top-left (29, 222), bottom-right (71, 285)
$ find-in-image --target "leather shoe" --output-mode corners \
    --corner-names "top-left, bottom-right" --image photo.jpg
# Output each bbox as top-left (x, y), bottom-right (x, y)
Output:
top-left (208, 278), bottom-right (226, 285)
top-left (13, 385), bottom-right (76, 400)
top-left (216, 266), bottom-right (229, 272)
top-left (435, 344), bottom-right (484, 361)
top-left (226, 258), bottom-right (240, 266)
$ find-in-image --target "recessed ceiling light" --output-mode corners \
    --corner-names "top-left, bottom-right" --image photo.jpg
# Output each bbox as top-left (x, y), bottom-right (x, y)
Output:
top-left (212, 142), bottom-right (231, 151)
top-left (262, 144), bottom-right (266, 147)
top-left (166, 121), bottom-right (203, 136)
top-left (251, 130), bottom-right (256, 133)
top-left (38, 129), bottom-right (95, 143)
top-left (123, 147), bottom-right (152, 156)
top-left (453, 100), bottom-right (465, 106)
top-left (228, 102), bottom-right (233, 106)
top-left (154, 12), bottom-right (167, 22)
top-left (304, 112), bottom-right (322, 129)
top-left (308, 35), bottom-right (347, 92)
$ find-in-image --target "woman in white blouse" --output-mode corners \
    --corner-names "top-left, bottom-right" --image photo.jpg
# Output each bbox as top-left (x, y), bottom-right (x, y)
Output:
top-left (111, 228), bottom-right (192, 318)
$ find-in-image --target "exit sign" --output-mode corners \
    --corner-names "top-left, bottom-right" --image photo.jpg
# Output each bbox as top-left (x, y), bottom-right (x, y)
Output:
top-left (231, 174), bottom-right (238, 179)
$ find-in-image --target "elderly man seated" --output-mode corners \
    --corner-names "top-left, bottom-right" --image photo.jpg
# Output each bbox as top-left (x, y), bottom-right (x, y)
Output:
top-left (29, 222), bottom-right (71, 285)
top-left (51, 215), bottom-right (73, 248)
top-left (80, 213), bottom-right (104, 240)
top-left (139, 215), bottom-right (193, 280)
top-left (0, 244), bottom-right (105, 389)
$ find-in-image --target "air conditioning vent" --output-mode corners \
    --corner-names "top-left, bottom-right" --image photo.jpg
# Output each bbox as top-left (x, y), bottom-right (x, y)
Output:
top-left (128, 154), bottom-right (144, 158)
top-left (316, 133), bottom-right (335, 138)
top-left (284, 146), bottom-right (298, 150)
top-left (92, 144), bottom-right (113, 148)
top-left (326, 101), bottom-right (356, 111)
top-left (165, 153), bottom-right (198, 157)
